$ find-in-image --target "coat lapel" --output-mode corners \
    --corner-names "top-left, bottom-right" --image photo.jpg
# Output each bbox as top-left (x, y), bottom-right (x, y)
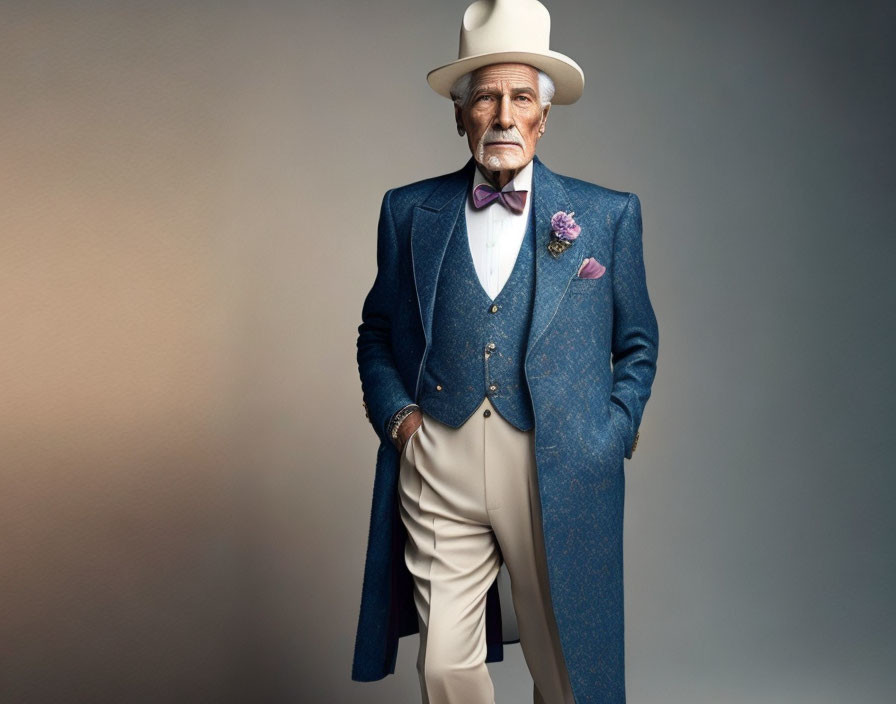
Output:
top-left (411, 156), bottom-right (582, 362)
top-left (525, 155), bottom-right (583, 359)
top-left (410, 159), bottom-right (475, 345)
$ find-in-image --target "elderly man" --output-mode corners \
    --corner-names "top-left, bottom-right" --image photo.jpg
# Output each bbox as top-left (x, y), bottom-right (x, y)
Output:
top-left (351, 2), bottom-right (659, 703)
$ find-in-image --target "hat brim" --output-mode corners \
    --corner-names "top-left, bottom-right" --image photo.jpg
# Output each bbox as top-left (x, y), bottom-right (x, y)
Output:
top-left (427, 49), bottom-right (584, 105)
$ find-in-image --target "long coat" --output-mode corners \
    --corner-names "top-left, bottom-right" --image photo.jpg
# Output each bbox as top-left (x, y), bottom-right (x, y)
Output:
top-left (351, 155), bottom-right (659, 703)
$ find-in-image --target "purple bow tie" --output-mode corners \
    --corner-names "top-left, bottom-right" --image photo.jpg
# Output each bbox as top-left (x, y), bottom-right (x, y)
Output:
top-left (471, 183), bottom-right (528, 214)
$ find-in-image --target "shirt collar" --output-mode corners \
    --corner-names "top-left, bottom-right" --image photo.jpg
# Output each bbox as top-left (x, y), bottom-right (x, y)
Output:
top-left (471, 158), bottom-right (534, 194)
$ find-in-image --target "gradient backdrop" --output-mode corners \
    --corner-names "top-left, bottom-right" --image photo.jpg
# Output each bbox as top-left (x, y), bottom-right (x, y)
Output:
top-left (2, 1), bottom-right (894, 702)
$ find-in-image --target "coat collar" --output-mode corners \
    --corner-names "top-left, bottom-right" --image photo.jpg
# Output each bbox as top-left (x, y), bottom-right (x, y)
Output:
top-left (410, 155), bottom-right (584, 374)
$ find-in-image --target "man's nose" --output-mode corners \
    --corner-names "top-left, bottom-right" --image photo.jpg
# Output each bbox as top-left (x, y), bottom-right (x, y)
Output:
top-left (494, 94), bottom-right (514, 130)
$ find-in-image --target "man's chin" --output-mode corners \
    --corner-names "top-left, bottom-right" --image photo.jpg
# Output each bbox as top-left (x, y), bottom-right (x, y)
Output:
top-left (475, 154), bottom-right (527, 172)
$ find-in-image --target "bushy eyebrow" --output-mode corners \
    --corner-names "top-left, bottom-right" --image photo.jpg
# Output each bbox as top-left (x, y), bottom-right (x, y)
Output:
top-left (471, 84), bottom-right (538, 97)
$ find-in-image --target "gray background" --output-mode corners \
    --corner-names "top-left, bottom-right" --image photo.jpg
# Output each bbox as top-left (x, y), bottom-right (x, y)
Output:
top-left (1, 1), bottom-right (894, 702)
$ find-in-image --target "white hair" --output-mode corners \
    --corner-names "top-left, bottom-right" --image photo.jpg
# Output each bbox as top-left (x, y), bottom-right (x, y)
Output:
top-left (450, 67), bottom-right (555, 108)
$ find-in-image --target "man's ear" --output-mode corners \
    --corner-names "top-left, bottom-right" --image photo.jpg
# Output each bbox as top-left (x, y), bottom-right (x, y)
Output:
top-left (538, 103), bottom-right (551, 136)
top-left (454, 104), bottom-right (465, 135)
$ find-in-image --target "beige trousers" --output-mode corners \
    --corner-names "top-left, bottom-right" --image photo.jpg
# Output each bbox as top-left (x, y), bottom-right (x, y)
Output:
top-left (397, 397), bottom-right (576, 704)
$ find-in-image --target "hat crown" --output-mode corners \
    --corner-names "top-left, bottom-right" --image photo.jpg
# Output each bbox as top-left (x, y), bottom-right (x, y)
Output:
top-left (459, 0), bottom-right (552, 58)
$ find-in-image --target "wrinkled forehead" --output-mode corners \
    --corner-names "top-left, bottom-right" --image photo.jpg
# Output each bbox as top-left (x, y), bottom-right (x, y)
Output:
top-left (469, 62), bottom-right (540, 90)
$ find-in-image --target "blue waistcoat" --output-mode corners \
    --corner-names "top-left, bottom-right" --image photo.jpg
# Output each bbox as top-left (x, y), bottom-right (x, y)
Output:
top-left (418, 202), bottom-right (536, 431)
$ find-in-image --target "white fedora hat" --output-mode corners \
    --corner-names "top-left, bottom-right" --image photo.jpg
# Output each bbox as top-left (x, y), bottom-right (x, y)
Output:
top-left (427, 0), bottom-right (585, 105)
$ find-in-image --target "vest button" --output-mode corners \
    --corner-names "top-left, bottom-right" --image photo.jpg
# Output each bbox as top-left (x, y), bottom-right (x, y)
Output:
top-left (436, 384), bottom-right (443, 391)
top-left (487, 342), bottom-right (496, 350)
top-left (483, 409), bottom-right (492, 418)
top-left (490, 304), bottom-right (499, 313)
top-left (489, 383), bottom-right (498, 392)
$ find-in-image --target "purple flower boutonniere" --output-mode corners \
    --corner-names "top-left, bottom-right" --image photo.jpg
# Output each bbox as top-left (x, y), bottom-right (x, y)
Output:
top-left (547, 210), bottom-right (581, 257)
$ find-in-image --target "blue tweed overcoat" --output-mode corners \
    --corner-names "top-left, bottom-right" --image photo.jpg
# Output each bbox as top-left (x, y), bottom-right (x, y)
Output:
top-left (351, 155), bottom-right (659, 703)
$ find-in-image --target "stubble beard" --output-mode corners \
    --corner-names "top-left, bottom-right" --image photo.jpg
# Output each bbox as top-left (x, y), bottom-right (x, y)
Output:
top-left (475, 128), bottom-right (525, 172)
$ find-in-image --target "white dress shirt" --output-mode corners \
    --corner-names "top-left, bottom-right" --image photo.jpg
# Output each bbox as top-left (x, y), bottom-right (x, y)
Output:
top-left (465, 159), bottom-right (534, 301)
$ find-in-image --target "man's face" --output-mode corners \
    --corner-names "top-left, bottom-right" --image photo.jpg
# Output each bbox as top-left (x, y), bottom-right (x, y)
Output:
top-left (456, 63), bottom-right (551, 174)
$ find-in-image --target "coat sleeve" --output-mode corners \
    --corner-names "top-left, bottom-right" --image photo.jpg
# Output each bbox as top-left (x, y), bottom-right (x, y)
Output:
top-left (610, 193), bottom-right (659, 458)
top-left (357, 189), bottom-right (416, 444)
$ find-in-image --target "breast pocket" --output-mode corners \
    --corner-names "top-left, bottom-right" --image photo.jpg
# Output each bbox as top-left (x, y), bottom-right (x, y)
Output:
top-left (568, 275), bottom-right (608, 296)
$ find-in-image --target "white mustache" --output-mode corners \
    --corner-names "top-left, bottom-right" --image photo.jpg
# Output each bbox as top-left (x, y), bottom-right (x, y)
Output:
top-left (482, 129), bottom-right (524, 146)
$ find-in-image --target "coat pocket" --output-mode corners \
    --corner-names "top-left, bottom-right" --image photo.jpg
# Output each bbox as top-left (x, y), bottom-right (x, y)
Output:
top-left (568, 275), bottom-right (607, 295)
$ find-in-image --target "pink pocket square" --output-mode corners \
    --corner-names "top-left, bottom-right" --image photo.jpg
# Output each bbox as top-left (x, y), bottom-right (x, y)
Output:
top-left (577, 257), bottom-right (606, 279)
